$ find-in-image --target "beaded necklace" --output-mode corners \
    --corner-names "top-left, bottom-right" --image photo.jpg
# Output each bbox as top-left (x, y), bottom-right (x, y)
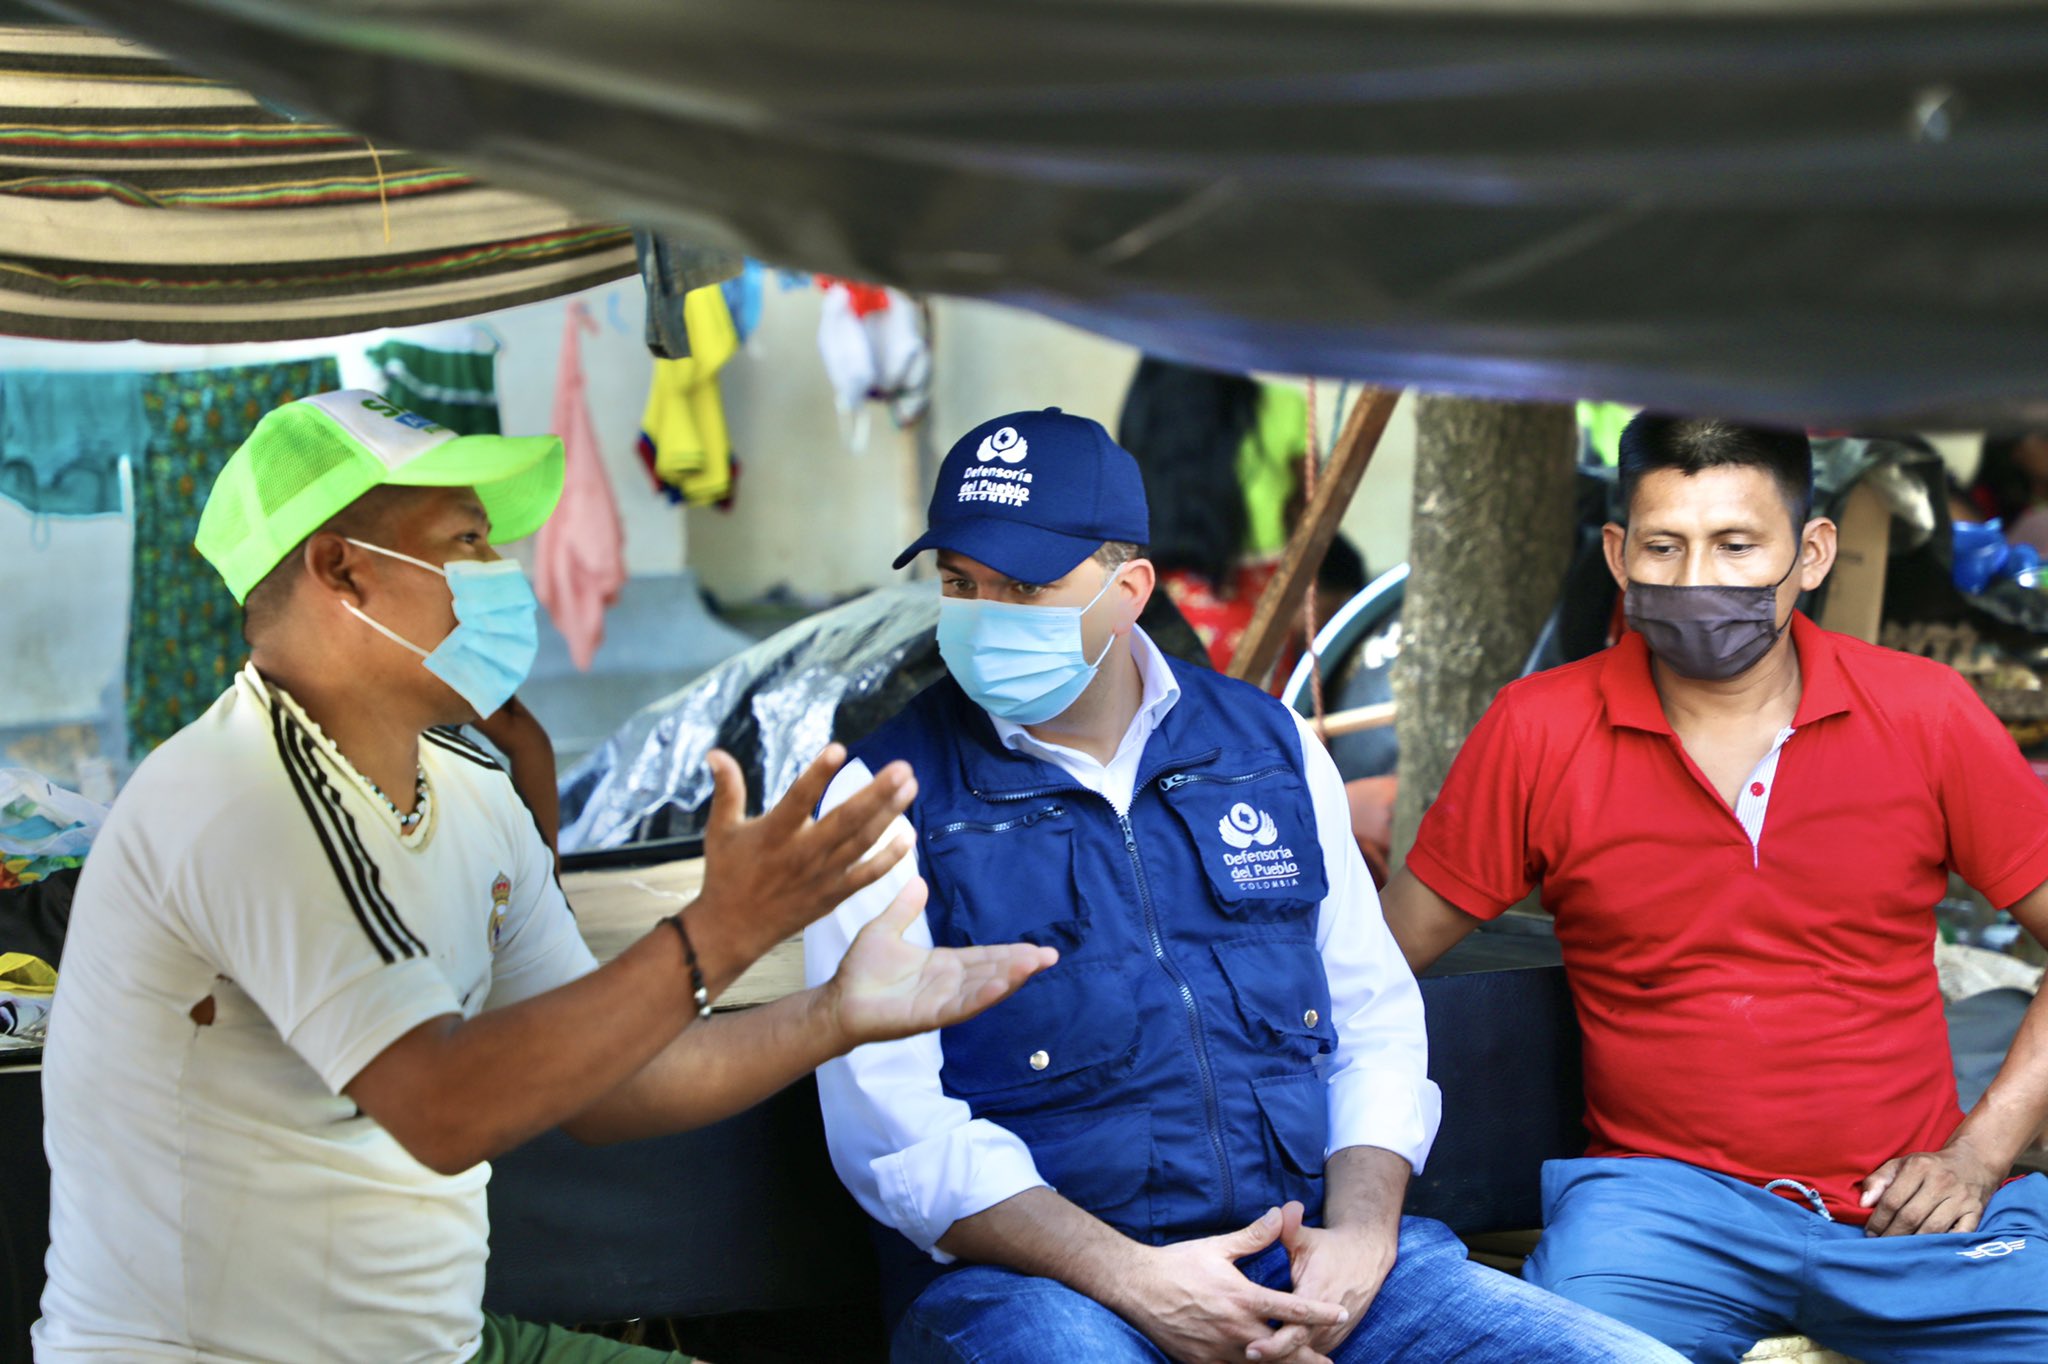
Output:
top-left (362, 765), bottom-right (430, 831)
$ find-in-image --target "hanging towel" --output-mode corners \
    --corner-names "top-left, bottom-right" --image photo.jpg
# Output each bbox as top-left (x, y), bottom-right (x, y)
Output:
top-left (367, 339), bottom-right (503, 435)
top-left (535, 301), bottom-right (626, 672)
top-left (126, 359), bottom-right (339, 755)
top-left (0, 371), bottom-right (148, 517)
top-left (640, 284), bottom-right (738, 505)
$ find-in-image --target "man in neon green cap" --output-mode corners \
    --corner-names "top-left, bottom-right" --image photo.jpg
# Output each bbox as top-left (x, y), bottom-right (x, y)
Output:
top-left (33, 389), bottom-right (1055, 1364)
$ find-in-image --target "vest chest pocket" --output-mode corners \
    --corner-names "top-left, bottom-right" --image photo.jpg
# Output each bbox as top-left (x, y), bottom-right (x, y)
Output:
top-left (1212, 935), bottom-right (1337, 1061)
top-left (923, 802), bottom-right (1087, 954)
top-left (940, 959), bottom-right (1141, 1116)
top-left (1158, 763), bottom-right (1328, 923)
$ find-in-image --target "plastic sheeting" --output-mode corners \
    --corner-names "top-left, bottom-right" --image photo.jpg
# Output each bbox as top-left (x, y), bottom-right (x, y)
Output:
top-left (559, 586), bottom-right (945, 852)
top-left (559, 581), bottom-right (1213, 852)
top-left (25, 0), bottom-right (2048, 424)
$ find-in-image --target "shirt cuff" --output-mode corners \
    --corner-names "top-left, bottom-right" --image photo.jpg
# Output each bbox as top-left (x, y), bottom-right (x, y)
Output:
top-left (871, 1117), bottom-right (1049, 1263)
top-left (291, 958), bottom-right (464, 1095)
top-left (1978, 828), bottom-right (2048, 910)
top-left (1402, 842), bottom-right (1515, 922)
top-left (1327, 1064), bottom-right (1443, 1176)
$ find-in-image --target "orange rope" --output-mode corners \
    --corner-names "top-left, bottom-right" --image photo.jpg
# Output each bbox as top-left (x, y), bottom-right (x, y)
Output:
top-left (1302, 378), bottom-right (1327, 730)
top-left (364, 138), bottom-right (392, 245)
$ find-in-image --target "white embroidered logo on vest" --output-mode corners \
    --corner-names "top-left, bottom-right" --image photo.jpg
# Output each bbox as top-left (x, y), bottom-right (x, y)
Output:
top-left (1217, 802), bottom-right (1278, 850)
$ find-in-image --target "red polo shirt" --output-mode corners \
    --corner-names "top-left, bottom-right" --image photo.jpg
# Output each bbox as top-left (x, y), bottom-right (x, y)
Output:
top-left (1408, 614), bottom-right (2048, 1222)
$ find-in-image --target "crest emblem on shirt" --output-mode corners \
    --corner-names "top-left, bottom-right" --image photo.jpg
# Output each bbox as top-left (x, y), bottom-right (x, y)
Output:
top-left (488, 872), bottom-right (511, 952)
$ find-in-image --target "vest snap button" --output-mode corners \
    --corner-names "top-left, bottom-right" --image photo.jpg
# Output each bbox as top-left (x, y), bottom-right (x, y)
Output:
top-left (1302, 1009), bottom-right (1320, 1029)
top-left (1029, 1050), bottom-right (1050, 1071)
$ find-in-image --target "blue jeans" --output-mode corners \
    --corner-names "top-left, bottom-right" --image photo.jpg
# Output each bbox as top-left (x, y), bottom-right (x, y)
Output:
top-left (893, 1215), bottom-right (1683, 1363)
top-left (1527, 1157), bottom-right (2048, 1364)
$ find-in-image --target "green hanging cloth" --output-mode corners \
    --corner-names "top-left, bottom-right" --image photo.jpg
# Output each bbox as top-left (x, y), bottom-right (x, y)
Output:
top-left (125, 359), bottom-right (341, 757)
top-left (367, 339), bottom-right (502, 435)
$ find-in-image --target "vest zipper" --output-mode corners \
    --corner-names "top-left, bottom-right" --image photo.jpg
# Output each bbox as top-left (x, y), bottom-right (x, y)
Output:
top-left (974, 767), bottom-right (1237, 1222)
top-left (931, 804), bottom-right (1066, 840)
top-left (1119, 807), bottom-right (1235, 1223)
top-left (1157, 765), bottom-right (1289, 792)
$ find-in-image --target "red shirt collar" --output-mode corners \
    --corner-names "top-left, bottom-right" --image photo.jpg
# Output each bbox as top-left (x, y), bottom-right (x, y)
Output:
top-left (1599, 611), bottom-right (1853, 735)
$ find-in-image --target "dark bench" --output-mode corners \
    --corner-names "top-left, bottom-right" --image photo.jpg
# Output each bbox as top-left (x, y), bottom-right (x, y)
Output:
top-left (0, 937), bottom-right (1581, 1364)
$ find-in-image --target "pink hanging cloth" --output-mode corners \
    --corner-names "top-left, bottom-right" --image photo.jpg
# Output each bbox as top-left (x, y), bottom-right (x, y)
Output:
top-left (534, 299), bottom-right (627, 671)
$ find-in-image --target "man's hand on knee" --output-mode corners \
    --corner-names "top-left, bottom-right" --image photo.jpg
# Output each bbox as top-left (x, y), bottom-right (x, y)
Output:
top-left (1237, 1201), bottom-right (1394, 1361)
top-left (1102, 1207), bottom-right (1349, 1364)
top-left (1859, 1139), bottom-right (2003, 1236)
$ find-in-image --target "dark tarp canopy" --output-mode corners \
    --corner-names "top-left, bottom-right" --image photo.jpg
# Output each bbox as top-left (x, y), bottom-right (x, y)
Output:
top-left (20, 0), bottom-right (2048, 423)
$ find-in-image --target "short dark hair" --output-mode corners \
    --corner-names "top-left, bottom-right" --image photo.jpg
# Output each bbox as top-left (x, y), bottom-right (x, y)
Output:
top-left (1094, 540), bottom-right (1145, 571)
top-left (241, 485), bottom-right (423, 644)
top-left (1616, 415), bottom-right (1814, 530)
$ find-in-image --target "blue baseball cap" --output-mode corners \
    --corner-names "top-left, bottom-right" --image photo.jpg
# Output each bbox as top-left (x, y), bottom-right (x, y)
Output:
top-left (893, 408), bottom-right (1150, 583)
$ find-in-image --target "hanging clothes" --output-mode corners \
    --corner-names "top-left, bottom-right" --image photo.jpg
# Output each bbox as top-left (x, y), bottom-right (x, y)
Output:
top-left (366, 339), bottom-right (503, 435)
top-left (126, 359), bottom-right (339, 756)
top-left (721, 259), bottom-right (766, 345)
top-left (632, 230), bottom-right (742, 360)
top-left (640, 284), bottom-right (738, 505)
top-left (535, 302), bottom-right (626, 672)
top-left (0, 371), bottom-right (148, 517)
top-left (1238, 383), bottom-right (1308, 558)
top-left (815, 279), bottom-right (931, 442)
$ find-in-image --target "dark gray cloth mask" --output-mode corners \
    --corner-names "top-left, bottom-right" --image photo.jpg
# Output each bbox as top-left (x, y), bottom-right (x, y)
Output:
top-left (1624, 553), bottom-right (1798, 681)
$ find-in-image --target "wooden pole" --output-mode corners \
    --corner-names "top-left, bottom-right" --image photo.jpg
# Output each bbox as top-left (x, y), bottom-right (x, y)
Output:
top-left (1312, 701), bottom-right (1397, 740)
top-left (1228, 387), bottom-right (1400, 687)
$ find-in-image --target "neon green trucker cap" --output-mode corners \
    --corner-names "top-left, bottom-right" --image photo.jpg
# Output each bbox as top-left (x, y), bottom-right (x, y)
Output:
top-left (195, 389), bottom-right (565, 603)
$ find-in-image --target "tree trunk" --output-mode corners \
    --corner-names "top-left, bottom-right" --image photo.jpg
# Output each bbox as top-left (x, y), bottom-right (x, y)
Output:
top-left (1391, 396), bottom-right (1577, 865)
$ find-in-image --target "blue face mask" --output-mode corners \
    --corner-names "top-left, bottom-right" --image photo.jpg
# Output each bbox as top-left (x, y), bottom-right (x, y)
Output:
top-left (937, 568), bottom-right (1121, 726)
top-left (342, 538), bottom-right (539, 719)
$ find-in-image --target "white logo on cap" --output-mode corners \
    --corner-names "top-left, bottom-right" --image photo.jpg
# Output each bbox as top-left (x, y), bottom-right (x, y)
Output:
top-left (301, 389), bottom-right (456, 472)
top-left (958, 425), bottom-right (1034, 508)
top-left (976, 427), bottom-right (1028, 464)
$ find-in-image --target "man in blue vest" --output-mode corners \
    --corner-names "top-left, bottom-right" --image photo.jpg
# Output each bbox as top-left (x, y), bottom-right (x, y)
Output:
top-left (804, 409), bottom-right (1681, 1364)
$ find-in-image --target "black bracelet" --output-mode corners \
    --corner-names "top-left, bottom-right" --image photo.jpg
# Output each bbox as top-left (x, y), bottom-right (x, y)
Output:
top-left (663, 913), bottom-right (713, 1020)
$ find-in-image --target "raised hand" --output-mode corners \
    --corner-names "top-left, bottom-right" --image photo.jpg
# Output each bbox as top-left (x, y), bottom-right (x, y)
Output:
top-left (827, 877), bottom-right (1058, 1045)
top-left (689, 745), bottom-right (916, 993)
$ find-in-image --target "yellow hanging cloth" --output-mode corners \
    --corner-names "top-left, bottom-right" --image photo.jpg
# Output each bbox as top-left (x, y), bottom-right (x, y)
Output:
top-left (640, 284), bottom-right (739, 505)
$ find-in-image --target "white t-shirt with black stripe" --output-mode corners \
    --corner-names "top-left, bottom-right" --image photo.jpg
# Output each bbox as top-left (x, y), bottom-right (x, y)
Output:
top-left (35, 665), bottom-right (598, 1364)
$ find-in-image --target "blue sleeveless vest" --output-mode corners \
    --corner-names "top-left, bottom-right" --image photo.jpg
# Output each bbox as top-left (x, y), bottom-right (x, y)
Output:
top-left (851, 656), bottom-right (1334, 1245)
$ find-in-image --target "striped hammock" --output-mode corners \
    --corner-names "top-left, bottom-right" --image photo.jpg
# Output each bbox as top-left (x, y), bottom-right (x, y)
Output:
top-left (0, 24), bottom-right (635, 341)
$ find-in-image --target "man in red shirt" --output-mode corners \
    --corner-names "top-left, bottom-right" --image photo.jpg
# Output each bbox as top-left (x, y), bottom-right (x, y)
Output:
top-left (1384, 415), bottom-right (2048, 1363)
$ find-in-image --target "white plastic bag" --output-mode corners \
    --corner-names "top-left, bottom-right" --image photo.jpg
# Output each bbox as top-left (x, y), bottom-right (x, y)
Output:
top-left (0, 767), bottom-right (109, 859)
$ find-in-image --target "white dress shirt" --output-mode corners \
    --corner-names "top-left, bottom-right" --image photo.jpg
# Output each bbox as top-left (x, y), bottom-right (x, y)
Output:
top-left (803, 627), bottom-right (1442, 1261)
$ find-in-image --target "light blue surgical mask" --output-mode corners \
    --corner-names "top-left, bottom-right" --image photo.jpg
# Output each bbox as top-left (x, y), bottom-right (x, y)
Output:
top-left (937, 568), bottom-right (1121, 725)
top-left (342, 538), bottom-right (539, 719)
